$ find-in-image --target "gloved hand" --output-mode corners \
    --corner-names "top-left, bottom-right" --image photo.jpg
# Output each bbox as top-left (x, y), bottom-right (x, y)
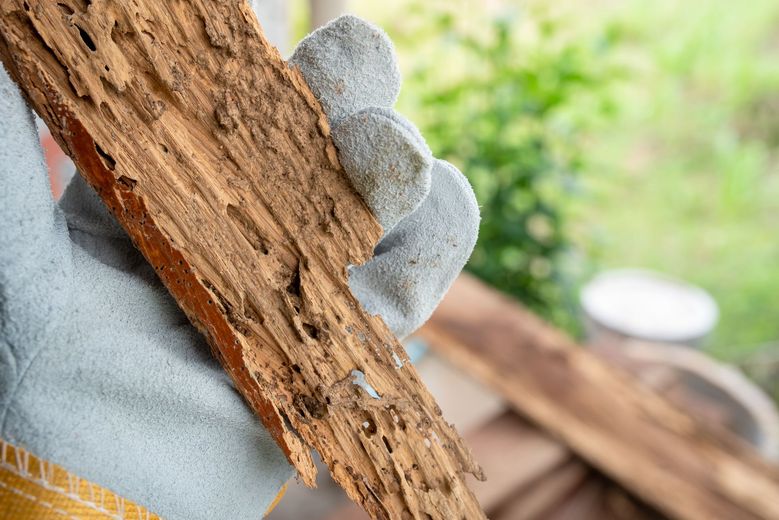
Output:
top-left (0, 14), bottom-right (478, 520)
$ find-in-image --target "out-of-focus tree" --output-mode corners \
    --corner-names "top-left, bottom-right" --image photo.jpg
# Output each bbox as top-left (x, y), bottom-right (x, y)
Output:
top-left (390, 5), bottom-right (619, 332)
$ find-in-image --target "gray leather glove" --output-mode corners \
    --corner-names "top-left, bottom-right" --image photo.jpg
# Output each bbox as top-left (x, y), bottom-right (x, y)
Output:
top-left (0, 14), bottom-right (478, 520)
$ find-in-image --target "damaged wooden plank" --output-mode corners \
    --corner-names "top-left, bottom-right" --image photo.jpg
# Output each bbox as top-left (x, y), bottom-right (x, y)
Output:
top-left (417, 274), bottom-right (779, 520)
top-left (0, 1), bottom-right (485, 518)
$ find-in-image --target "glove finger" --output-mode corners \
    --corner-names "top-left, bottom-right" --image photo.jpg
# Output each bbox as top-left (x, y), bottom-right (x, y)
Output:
top-left (290, 15), bottom-right (401, 125)
top-left (333, 107), bottom-right (432, 233)
top-left (349, 159), bottom-right (480, 338)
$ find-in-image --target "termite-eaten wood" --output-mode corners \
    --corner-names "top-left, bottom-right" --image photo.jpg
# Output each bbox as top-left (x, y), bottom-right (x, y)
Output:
top-left (0, 1), bottom-right (485, 518)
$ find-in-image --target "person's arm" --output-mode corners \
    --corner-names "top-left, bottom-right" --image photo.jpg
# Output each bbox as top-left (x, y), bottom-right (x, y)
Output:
top-left (0, 66), bottom-right (72, 406)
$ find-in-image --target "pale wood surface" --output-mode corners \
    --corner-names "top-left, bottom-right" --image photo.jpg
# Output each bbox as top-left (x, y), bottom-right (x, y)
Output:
top-left (0, 2), bottom-right (485, 518)
top-left (417, 274), bottom-right (779, 520)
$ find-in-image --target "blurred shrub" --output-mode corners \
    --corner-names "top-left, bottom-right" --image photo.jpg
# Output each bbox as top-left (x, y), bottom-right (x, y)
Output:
top-left (392, 6), bottom-right (617, 331)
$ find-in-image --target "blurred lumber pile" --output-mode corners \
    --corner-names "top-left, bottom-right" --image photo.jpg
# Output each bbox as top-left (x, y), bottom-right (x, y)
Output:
top-left (271, 274), bottom-right (779, 520)
top-left (323, 408), bottom-right (660, 520)
top-left (419, 275), bottom-right (779, 519)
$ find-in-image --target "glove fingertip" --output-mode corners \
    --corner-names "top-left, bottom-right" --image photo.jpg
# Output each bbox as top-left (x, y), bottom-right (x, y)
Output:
top-left (428, 159), bottom-right (480, 264)
top-left (290, 15), bottom-right (401, 124)
top-left (332, 108), bottom-right (432, 232)
top-left (434, 159), bottom-right (480, 229)
top-left (351, 158), bottom-right (479, 339)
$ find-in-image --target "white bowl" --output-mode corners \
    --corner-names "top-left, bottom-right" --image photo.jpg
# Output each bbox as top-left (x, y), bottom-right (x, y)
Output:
top-left (581, 269), bottom-right (719, 346)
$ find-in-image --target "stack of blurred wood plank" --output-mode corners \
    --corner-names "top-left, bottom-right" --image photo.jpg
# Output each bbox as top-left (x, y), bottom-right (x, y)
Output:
top-left (270, 274), bottom-right (779, 520)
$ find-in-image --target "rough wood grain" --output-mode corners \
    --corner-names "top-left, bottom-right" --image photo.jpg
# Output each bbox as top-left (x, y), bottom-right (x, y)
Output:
top-left (0, 2), bottom-right (485, 518)
top-left (417, 274), bottom-right (779, 520)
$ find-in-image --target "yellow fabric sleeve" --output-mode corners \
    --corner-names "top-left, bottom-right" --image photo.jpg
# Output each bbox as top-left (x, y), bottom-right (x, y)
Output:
top-left (0, 438), bottom-right (287, 519)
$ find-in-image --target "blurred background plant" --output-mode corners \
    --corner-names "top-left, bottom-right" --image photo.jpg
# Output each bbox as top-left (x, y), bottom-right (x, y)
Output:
top-left (397, 8), bottom-right (618, 334)
top-left (287, 0), bottom-right (779, 399)
top-left (347, 2), bottom-right (618, 334)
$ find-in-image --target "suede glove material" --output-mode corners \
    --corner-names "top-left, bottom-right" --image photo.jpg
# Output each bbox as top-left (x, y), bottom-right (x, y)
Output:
top-left (0, 13), bottom-right (479, 520)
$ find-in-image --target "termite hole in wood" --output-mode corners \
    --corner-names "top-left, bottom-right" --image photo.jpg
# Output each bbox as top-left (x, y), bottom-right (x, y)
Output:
top-left (286, 267), bottom-right (301, 298)
top-left (76, 25), bottom-right (96, 51)
top-left (361, 416), bottom-right (377, 438)
top-left (382, 435), bottom-right (393, 453)
top-left (117, 175), bottom-right (137, 191)
top-left (298, 394), bottom-right (328, 420)
top-left (94, 143), bottom-right (116, 170)
top-left (302, 323), bottom-right (319, 340)
top-left (56, 3), bottom-right (74, 16)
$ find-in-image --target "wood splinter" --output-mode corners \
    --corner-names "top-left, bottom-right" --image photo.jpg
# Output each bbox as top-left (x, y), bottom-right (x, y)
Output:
top-left (0, 1), bottom-right (486, 518)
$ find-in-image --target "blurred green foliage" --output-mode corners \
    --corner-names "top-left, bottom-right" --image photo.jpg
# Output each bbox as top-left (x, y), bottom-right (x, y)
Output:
top-left (561, 0), bottom-right (779, 360)
top-left (356, 0), bottom-right (779, 364)
top-left (384, 7), bottom-right (617, 331)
